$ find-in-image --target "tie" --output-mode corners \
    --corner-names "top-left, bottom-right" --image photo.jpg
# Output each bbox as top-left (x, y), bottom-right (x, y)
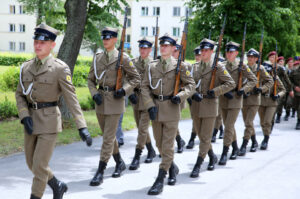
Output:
top-left (36, 60), bottom-right (42, 72)
top-left (105, 52), bottom-right (109, 63)
top-left (162, 60), bottom-right (167, 72)
top-left (202, 62), bottom-right (206, 73)
top-left (141, 59), bottom-right (145, 68)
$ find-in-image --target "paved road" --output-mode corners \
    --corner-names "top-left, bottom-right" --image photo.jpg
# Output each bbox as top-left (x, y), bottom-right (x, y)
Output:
top-left (1, 112), bottom-right (300, 199)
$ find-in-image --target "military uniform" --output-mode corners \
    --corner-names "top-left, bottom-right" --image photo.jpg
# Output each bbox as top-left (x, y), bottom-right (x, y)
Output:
top-left (15, 24), bottom-right (91, 199)
top-left (189, 39), bottom-right (236, 178)
top-left (288, 61), bottom-right (300, 129)
top-left (259, 61), bottom-right (286, 149)
top-left (88, 27), bottom-right (140, 186)
top-left (285, 57), bottom-right (295, 120)
top-left (239, 48), bottom-right (273, 156)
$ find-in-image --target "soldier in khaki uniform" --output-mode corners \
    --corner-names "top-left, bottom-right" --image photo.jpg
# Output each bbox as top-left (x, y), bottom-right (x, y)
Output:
top-left (15, 24), bottom-right (92, 199)
top-left (141, 34), bottom-right (195, 195)
top-left (259, 61), bottom-right (286, 149)
top-left (128, 38), bottom-right (156, 170)
top-left (88, 27), bottom-right (140, 186)
top-left (238, 49), bottom-right (273, 156)
top-left (218, 42), bottom-right (257, 166)
top-left (288, 60), bottom-right (300, 129)
top-left (285, 57), bottom-right (295, 121)
top-left (190, 39), bottom-right (235, 178)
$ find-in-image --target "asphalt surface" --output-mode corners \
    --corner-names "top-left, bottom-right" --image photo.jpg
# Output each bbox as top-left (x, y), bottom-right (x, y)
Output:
top-left (1, 112), bottom-right (300, 199)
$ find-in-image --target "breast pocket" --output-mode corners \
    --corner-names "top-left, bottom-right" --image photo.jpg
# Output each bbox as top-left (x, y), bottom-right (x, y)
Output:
top-left (22, 75), bottom-right (33, 88)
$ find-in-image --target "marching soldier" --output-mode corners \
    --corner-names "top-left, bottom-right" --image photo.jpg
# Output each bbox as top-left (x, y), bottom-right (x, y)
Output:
top-left (289, 60), bottom-right (300, 129)
top-left (128, 37), bottom-right (156, 170)
top-left (190, 39), bottom-right (235, 177)
top-left (15, 24), bottom-right (92, 199)
top-left (285, 57), bottom-right (295, 121)
top-left (218, 42), bottom-right (257, 165)
top-left (141, 34), bottom-right (195, 195)
top-left (88, 27), bottom-right (140, 186)
top-left (239, 48), bottom-right (273, 156)
top-left (259, 61), bottom-right (286, 149)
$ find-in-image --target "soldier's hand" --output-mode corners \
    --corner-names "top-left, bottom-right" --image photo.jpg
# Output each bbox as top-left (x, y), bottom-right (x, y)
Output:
top-left (243, 92), bottom-right (250, 99)
top-left (114, 88), bottom-right (126, 99)
top-left (129, 94), bottom-right (138, 104)
top-left (237, 89), bottom-right (244, 96)
top-left (148, 106), bottom-right (158, 120)
top-left (192, 93), bottom-right (203, 102)
top-left (207, 90), bottom-right (215, 98)
top-left (187, 97), bottom-right (192, 106)
top-left (79, 128), bottom-right (92, 147)
top-left (289, 91), bottom-right (294, 98)
top-left (21, 117), bottom-right (33, 135)
top-left (171, 95), bottom-right (181, 104)
top-left (253, 87), bottom-right (262, 94)
top-left (93, 93), bottom-right (102, 105)
top-left (271, 94), bottom-right (280, 101)
top-left (224, 91), bottom-right (234, 99)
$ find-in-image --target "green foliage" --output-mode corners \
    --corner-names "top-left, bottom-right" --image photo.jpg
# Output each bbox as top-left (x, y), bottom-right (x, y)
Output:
top-left (79, 95), bottom-right (95, 111)
top-left (0, 52), bottom-right (34, 66)
top-left (72, 65), bottom-right (90, 87)
top-left (1, 67), bottom-right (20, 91)
top-left (0, 97), bottom-right (18, 120)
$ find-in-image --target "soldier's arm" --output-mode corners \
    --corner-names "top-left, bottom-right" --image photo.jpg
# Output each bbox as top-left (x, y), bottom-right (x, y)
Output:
top-left (214, 65), bottom-right (236, 96)
top-left (283, 71), bottom-right (292, 92)
top-left (177, 64), bottom-right (196, 101)
top-left (58, 65), bottom-right (87, 129)
top-left (241, 65), bottom-right (257, 93)
top-left (276, 76), bottom-right (286, 97)
top-left (87, 56), bottom-right (99, 97)
top-left (260, 66), bottom-right (273, 93)
top-left (122, 55), bottom-right (141, 95)
top-left (141, 65), bottom-right (155, 110)
top-left (15, 82), bottom-right (30, 120)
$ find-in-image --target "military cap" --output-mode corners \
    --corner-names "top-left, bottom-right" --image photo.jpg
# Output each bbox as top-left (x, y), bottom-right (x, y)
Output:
top-left (268, 51), bottom-right (277, 58)
top-left (294, 56), bottom-right (300, 61)
top-left (287, 57), bottom-right (293, 63)
top-left (194, 46), bottom-right (201, 55)
top-left (199, 38), bottom-right (216, 50)
top-left (138, 37), bottom-right (153, 48)
top-left (294, 61), bottom-right (300, 66)
top-left (263, 61), bottom-right (273, 72)
top-left (247, 48), bottom-right (259, 57)
top-left (159, 33), bottom-right (177, 45)
top-left (225, 41), bottom-right (240, 52)
top-left (101, 27), bottom-right (119, 39)
top-left (277, 56), bottom-right (284, 63)
top-left (33, 23), bottom-right (59, 41)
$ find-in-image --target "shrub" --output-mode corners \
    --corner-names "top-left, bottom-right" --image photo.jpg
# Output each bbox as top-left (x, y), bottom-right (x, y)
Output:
top-left (1, 67), bottom-right (20, 91)
top-left (72, 65), bottom-right (90, 87)
top-left (0, 97), bottom-right (18, 120)
top-left (79, 95), bottom-right (95, 111)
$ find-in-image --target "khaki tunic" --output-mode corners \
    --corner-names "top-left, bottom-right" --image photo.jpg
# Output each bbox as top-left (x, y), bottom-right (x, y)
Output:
top-left (289, 67), bottom-right (300, 119)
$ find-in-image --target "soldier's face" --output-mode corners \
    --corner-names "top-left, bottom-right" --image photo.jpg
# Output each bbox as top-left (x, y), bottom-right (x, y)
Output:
top-left (247, 55), bottom-right (258, 66)
top-left (103, 37), bottom-right (117, 50)
top-left (226, 51), bottom-right (238, 62)
top-left (34, 40), bottom-right (56, 59)
top-left (200, 49), bottom-right (213, 62)
top-left (160, 44), bottom-right (175, 57)
top-left (278, 60), bottom-right (284, 65)
top-left (269, 55), bottom-right (275, 63)
top-left (139, 47), bottom-right (152, 59)
top-left (195, 54), bottom-right (201, 62)
top-left (172, 50), bottom-right (180, 59)
top-left (288, 61), bottom-right (294, 69)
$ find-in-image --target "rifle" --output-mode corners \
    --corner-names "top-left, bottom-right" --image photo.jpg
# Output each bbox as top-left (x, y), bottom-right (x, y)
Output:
top-left (256, 27), bottom-right (264, 88)
top-left (115, 7), bottom-right (128, 90)
top-left (208, 29), bottom-right (211, 40)
top-left (237, 23), bottom-right (247, 91)
top-left (209, 14), bottom-right (227, 90)
top-left (154, 16), bottom-right (159, 60)
top-left (273, 41), bottom-right (278, 96)
top-left (173, 10), bottom-right (188, 96)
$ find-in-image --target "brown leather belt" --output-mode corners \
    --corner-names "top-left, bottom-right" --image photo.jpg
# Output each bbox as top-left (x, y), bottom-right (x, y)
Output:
top-left (29, 102), bottom-right (58, 110)
top-left (153, 94), bottom-right (172, 101)
top-left (99, 86), bottom-right (115, 92)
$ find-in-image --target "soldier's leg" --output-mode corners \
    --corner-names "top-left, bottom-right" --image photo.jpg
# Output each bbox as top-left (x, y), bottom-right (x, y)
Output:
top-left (152, 121), bottom-right (163, 156)
top-left (295, 96), bottom-right (300, 129)
top-left (175, 103), bottom-right (186, 153)
top-left (24, 133), bottom-right (37, 172)
top-left (31, 133), bottom-right (57, 198)
top-left (116, 113), bottom-right (124, 146)
top-left (260, 106), bottom-right (276, 150)
top-left (275, 97), bottom-right (284, 123)
top-left (187, 115), bottom-right (197, 149)
top-left (285, 95), bottom-right (293, 121)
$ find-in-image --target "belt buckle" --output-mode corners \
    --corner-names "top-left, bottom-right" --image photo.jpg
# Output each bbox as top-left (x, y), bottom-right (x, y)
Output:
top-left (159, 95), bottom-right (164, 101)
top-left (104, 86), bottom-right (109, 92)
top-left (33, 102), bottom-right (38, 110)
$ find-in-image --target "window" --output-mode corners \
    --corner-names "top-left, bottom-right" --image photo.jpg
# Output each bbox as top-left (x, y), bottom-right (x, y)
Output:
top-left (141, 7), bottom-right (148, 16)
top-left (19, 5), bottom-right (24, 14)
top-left (9, 42), bottom-right (16, 51)
top-left (173, 7), bottom-right (180, 16)
top-left (19, 24), bottom-right (25, 32)
top-left (186, 7), bottom-right (193, 17)
top-left (172, 27), bottom-right (180, 37)
top-left (127, 8), bottom-right (131, 16)
top-left (141, 27), bottom-right (148, 36)
top-left (125, 34), bottom-right (131, 43)
top-left (153, 7), bottom-right (160, 16)
top-left (9, 5), bottom-right (15, 14)
top-left (19, 42), bottom-right (25, 51)
top-left (9, 24), bottom-right (16, 32)
top-left (127, 18), bottom-right (131, 28)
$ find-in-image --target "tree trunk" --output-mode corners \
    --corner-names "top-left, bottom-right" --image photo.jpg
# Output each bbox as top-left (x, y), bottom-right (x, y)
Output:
top-left (57, 0), bottom-right (88, 119)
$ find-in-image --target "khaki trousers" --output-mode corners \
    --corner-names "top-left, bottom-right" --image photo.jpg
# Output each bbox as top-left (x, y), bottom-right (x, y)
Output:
top-left (24, 132), bottom-right (57, 198)
top-left (222, 108), bottom-right (240, 146)
top-left (258, 106), bottom-right (277, 136)
top-left (133, 109), bottom-right (151, 150)
top-left (242, 105), bottom-right (259, 140)
top-left (214, 111), bottom-right (223, 129)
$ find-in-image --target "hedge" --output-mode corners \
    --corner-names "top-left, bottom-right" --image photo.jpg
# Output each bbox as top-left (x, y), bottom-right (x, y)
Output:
top-left (0, 97), bottom-right (18, 120)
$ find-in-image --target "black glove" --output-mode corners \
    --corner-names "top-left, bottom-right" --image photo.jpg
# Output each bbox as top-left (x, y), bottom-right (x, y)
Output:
top-left (207, 90), bottom-right (215, 98)
top-left (21, 116), bottom-right (33, 135)
top-left (243, 93), bottom-right (250, 99)
top-left (129, 94), bottom-right (138, 105)
top-left (148, 106), bottom-right (158, 120)
top-left (253, 87), bottom-right (262, 94)
top-left (171, 96), bottom-right (181, 104)
top-left (187, 98), bottom-right (192, 106)
top-left (93, 93), bottom-right (102, 105)
top-left (224, 91), bottom-right (234, 99)
top-left (114, 88), bottom-right (125, 99)
top-left (79, 128), bottom-right (92, 147)
top-left (271, 94), bottom-right (280, 101)
top-left (237, 89), bottom-right (244, 96)
top-left (192, 93), bottom-right (203, 102)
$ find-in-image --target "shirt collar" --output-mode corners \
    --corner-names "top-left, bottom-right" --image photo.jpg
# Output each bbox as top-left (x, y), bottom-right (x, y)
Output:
top-left (35, 54), bottom-right (52, 65)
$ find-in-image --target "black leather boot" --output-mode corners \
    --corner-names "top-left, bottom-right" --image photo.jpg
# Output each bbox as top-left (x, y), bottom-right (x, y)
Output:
top-left (250, 135), bottom-right (258, 152)
top-left (90, 161), bottom-right (107, 186)
top-left (219, 146), bottom-right (229, 165)
top-left (129, 148), bottom-right (142, 170)
top-left (211, 128), bottom-right (218, 143)
top-left (147, 169), bottom-right (167, 195)
top-left (30, 194), bottom-right (40, 199)
top-left (219, 125), bottom-right (224, 139)
top-left (207, 150), bottom-right (218, 171)
top-left (145, 142), bottom-right (156, 163)
top-left (296, 119), bottom-right (300, 130)
top-left (186, 132), bottom-right (196, 149)
top-left (284, 111), bottom-right (290, 121)
top-left (176, 135), bottom-right (185, 153)
top-left (168, 162), bottom-right (179, 185)
top-left (275, 113), bottom-right (281, 123)
top-left (238, 139), bottom-right (248, 156)
top-left (292, 108), bottom-right (296, 118)
top-left (190, 156), bottom-right (204, 178)
top-left (47, 176), bottom-right (68, 199)
top-left (260, 135), bottom-right (269, 150)
top-left (230, 141), bottom-right (239, 160)
top-left (112, 153), bottom-right (126, 177)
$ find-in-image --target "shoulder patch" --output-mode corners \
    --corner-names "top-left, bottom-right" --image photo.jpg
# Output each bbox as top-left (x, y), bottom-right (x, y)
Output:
top-left (265, 71), bottom-right (269, 76)
top-left (186, 70), bottom-right (191, 76)
top-left (129, 61), bottom-right (134, 67)
top-left (66, 75), bottom-right (72, 82)
top-left (224, 69), bottom-right (229, 75)
top-left (247, 67), bottom-right (251, 72)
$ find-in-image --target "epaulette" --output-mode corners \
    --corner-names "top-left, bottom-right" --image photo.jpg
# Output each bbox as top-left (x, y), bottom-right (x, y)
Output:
top-left (24, 58), bottom-right (35, 63)
top-left (149, 59), bottom-right (159, 64)
top-left (55, 58), bottom-right (67, 66)
top-left (96, 51), bottom-right (103, 55)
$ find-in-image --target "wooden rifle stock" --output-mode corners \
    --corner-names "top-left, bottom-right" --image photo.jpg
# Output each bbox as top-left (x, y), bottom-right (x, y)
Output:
top-left (237, 23), bottom-right (247, 91)
top-left (273, 41), bottom-right (278, 96)
top-left (154, 17), bottom-right (159, 60)
top-left (256, 28), bottom-right (264, 88)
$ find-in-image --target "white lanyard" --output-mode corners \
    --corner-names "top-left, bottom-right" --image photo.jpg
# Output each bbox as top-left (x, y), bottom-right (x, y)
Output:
top-left (19, 63), bottom-right (33, 96)
top-left (93, 54), bottom-right (106, 81)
